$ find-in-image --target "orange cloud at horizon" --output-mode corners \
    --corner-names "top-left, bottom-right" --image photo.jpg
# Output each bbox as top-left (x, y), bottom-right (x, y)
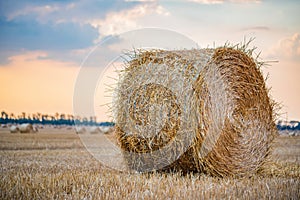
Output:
top-left (263, 60), bottom-right (300, 121)
top-left (0, 51), bottom-right (79, 117)
top-left (0, 48), bottom-right (299, 122)
top-left (262, 33), bottom-right (300, 120)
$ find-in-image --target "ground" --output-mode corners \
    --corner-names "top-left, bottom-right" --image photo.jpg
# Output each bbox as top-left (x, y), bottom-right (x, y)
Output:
top-left (0, 127), bottom-right (299, 199)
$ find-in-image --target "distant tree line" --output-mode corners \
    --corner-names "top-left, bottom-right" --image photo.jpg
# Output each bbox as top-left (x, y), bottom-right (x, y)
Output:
top-left (1, 110), bottom-right (298, 130)
top-left (0, 111), bottom-right (114, 126)
top-left (276, 120), bottom-right (300, 131)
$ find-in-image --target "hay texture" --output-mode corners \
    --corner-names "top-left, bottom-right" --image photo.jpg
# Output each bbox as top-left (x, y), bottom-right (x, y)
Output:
top-left (114, 46), bottom-right (277, 177)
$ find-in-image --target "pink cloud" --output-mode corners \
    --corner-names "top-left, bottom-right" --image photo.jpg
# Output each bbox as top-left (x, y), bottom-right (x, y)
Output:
top-left (268, 33), bottom-right (300, 60)
top-left (88, 3), bottom-right (170, 42)
top-left (188, 0), bottom-right (223, 4)
top-left (240, 26), bottom-right (270, 32)
top-left (188, 0), bottom-right (261, 4)
top-left (0, 51), bottom-right (79, 115)
top-left (278, 33), bottom-right (300, 58)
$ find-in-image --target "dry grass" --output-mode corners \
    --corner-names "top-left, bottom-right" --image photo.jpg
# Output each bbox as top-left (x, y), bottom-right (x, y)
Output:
top-left (0, 128), bottom-right (299, 199)
top-left (0, 127), bottom-right (83, 150)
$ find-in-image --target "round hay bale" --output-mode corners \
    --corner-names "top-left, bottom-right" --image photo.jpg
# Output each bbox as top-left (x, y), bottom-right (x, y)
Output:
top-left (10, 125), bottom-right (19, 133)
top-left (194, 47), bottom-right (277, 177)
top-left (18, 123), bottom-right (34, 133)
top-left (88, 126), bottom-right (101, 134)
top-left (99, 126), bottom-right (113, 134)
top-left (32, 125), bottom-right (38, 133)
top-left (75, 126), bottom-right (86, 134)
top-left (114, 47), bottom-right (277, 177)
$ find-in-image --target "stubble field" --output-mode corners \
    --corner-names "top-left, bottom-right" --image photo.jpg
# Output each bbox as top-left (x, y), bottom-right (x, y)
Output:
top-left (0, 127), bottom-right (299, 199)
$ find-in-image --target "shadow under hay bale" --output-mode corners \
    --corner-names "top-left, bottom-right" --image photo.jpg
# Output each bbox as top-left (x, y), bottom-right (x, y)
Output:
top-left (114, 46), bottom-right (277, 177)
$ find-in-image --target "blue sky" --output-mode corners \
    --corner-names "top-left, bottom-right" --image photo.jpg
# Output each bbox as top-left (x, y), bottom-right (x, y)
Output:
top-left (0, 0), bottom-right (299, 120)
top-left (1, 0), bottom-right (299, 61)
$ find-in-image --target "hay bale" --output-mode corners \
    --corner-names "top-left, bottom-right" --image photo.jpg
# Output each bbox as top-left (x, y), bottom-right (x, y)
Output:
top-left (10, 125), bottom-right (19, 133)
top-left (18, 123), bottom-right (34, 133)
top-left (114, 46), bottom-right (277, 177)
top-left (75, 126), bottom-right (86, 134)
top-left (88, 126), bottom-right (101, 134)
top-left (1, 124), bottom-right (8, 128)
top-left (194, 47), bottom-right (277, 177)
top-left (99, 126), bottom-right (113, 134)
top-left (32, 125), bottom-right (38, 133)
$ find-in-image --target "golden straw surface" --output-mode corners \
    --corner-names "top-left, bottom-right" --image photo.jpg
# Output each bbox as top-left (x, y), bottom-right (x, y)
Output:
top-left (114, 46), bottom-right (277, 177)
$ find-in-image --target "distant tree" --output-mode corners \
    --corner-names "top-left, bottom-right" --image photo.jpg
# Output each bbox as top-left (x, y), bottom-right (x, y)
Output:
top-left (296, 122), bottom-right (300, 130)
top-left (9, 113), bottom-right (15, 120)
top-left (36, 113), bottom-right (42, 121)
top-left (55, 113), bottom-right (59, 120)
top-left (50, 115), bottom-right (55, 121)
top-left (1, 111), bottom-right (8, 119)
top-left (60, 114), bottom-right (66, 120)
top-left (21, 112), bottom-right (26, 119)
top-left (41, 114), bottom-right (47, 121)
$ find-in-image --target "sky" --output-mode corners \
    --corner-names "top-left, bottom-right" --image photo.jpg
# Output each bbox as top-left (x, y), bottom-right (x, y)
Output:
top-left (0, 0), bottom-right (299, 121)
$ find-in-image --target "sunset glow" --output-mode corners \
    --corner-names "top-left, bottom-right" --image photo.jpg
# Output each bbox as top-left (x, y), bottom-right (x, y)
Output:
top-left (0, 0), bottom-right (299, 121)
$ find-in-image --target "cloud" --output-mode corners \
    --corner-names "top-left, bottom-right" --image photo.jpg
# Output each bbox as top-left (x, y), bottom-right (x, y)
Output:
top-left (0, 51), bottom-right (78, 114)
top-left (268, 33), bottom-right (300, 60)
top-left (187, 0), bottom-right (223, 4)
top-left (0, 15), bottom-right (99, 64)
top-left (1, 0), bottom-right (141, 24)
top-left (187, 0), bottom-right (261, 4)
top-left (125, 0), bottom-right (157, 2)
top-left (278, 33), bottom-right (300, 58)
top-left (0, 1), bottom-right (72, 22)
top-left (6, 4), bottom-right (60, 21)
top-left (229, 0), bottom-right (261, 2)
top-left (240, 26), bottom-right (270, 32)
top-left (0, 0), bottom-right (164, 63)
top-left (88, 3), bottom-right (170, 41)
top-left (0, 18), bottom-right (98, 50)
